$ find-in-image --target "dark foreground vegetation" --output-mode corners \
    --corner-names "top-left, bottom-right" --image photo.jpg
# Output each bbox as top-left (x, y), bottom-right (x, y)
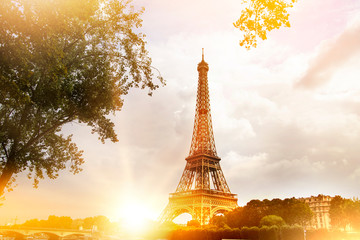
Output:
top-left (164, 227), bottom-right (360, 240)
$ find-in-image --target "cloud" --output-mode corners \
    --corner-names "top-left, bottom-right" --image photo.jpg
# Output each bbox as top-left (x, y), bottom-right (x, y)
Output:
top-left (296, 19), bottom-right (360, 88)
top-left (213, 80), bottom-right (360, 203)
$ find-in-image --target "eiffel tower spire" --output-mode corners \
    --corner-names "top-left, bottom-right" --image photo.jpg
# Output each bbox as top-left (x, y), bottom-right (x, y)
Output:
top-left (159, 50), bottom-right (237, 225)
top-left (188, 48), bottom-right (217, 157)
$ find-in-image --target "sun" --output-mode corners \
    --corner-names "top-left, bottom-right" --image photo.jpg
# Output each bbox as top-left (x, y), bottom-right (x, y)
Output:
top-left (116, 199), bottom-right (156, 233)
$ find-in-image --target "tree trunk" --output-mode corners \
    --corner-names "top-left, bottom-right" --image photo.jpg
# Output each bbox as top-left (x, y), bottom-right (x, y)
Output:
top-left (0, 156), bottom-right (15, 197)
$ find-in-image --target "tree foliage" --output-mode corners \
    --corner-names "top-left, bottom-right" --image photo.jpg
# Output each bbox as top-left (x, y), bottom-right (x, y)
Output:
top-left (329, 196), bottom-right (360, 231)
top-left (209, 215), bottom-right (227, 228)
top-left (20, 215), bottom-right (118, 233)
top-left (224, 198), bottom-right (312, 228)
top-left (82, 215), bottom-right (113, 232)
top-left (234, 0), bottom-right (297, 49)
top-left (23, 215), bottom-right (73, 229)
top-left (0, 0), bottom-right (164, 196)
top-left (329, 196), bottom-right (350, 230)
top-left (259, 215), bottom-right (285, 227)
top-left (187, 220), bottom-right (201, 228)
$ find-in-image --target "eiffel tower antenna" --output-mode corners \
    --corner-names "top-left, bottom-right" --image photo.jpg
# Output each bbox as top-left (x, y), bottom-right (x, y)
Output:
top-left (159, 50), bottom-right (238, 225)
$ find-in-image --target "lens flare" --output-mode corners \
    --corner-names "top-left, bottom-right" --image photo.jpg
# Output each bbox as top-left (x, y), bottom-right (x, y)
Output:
top-left (116, 198), bottom-right (155, 233)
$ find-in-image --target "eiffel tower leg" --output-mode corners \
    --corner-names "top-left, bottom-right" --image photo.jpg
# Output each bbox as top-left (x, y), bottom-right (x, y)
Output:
top-left (159, 202), bottom-right (197, 224)
top-left (158, 204), bottom-right (173, 223)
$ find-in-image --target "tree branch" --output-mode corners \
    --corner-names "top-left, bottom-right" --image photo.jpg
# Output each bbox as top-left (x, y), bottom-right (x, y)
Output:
top-left (19, 113), bottom-right (76, 154)
top-left (1, 143), bottom-right (9, 160)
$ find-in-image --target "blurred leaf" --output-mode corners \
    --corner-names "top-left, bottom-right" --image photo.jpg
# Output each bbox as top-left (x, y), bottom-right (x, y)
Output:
top-left (234, 0), bottom-right (297, 49)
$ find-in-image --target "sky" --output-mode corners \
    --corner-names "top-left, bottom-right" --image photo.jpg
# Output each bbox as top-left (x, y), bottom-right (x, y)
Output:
top-left (1, 0), bottom-right (360, 226)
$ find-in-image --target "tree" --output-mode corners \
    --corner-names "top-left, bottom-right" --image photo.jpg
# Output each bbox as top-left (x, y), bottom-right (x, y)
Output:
top-left (329, 196), bottom-right (360, 231)
top-left (243, 199), bottom-right (268, 226)
top-left (348, 198), bottom-right (360, 231)
top-left (329, 196), bottom-right (349, 230)
top-left (225, 200), bottom-right (268, 228)
top-left (259, 215), bottom-right (285, 227)
top-left (224, 207), bottom-right (245, 228)
top-left (46, 215), bottom-right (73, 229)
top-left (20, 215), bottom-right (119, 233)
top-left (22, 218), bottom-right (41, 228)
top-left (83, 215), bottom-right (111, 232)
top-left (234, 0), bottom-right (297, 49)
top-left (279, 198), bottom-right (312, 226)
top-left (22, 215), bottom-right (73, 229)
top-left (209, 215), bottom-right (227, 228)
top-left (187, 220), bottom-right (201, 228)
top-left (0, 0), bottom-right (164, 196)
top-left (224, 198), bottom-right (313, 228)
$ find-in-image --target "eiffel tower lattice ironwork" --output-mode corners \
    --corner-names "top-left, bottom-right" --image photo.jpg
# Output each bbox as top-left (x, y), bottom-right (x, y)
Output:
top-left (159, 50), bottom-right (238, 225)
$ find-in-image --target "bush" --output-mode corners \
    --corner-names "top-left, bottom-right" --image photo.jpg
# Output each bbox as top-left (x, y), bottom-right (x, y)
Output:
top-left (280, 225), bottom-right (303, 240)
top-left (260, 215), bottom-right (286, 227)
top-left (221, 228), bottom-right (241, 240)
top-left (259, 226), bottom-right (279, 240)
top-left (241, 226), bottom-right (260, 240)
top-left (168, 225), bottom-right (309, 240)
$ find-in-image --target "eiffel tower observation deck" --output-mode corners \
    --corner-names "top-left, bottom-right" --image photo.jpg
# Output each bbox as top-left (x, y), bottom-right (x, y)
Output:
top-left (159, 50), bottom-right (238, 225)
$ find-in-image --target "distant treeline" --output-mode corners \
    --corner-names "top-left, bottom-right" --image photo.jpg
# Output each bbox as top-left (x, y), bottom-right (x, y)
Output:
top-left (206, 196), bottom-right (360, 230)
top-left (210, 197), bottom-right (312, 229)
top-left (19, 215), bottom-right (117, 233)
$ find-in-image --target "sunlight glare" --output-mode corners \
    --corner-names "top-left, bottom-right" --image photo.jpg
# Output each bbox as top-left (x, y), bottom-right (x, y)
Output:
top-left (173, 213), bottom-right (192, 225)
top-left (116, 199), bottom-right (155, 233)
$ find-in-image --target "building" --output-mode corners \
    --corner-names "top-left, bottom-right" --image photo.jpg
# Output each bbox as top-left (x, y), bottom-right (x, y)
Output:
top-left (300, 194), bottom-right (333, 229)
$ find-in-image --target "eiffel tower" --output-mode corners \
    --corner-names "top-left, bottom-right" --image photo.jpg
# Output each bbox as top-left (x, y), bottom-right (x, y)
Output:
top-left (159, 50), bottom-right (238, 225)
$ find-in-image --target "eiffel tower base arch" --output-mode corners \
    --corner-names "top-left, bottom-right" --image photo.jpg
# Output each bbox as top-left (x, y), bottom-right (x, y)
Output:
top-left (159, 190), bottom-right (238, 225)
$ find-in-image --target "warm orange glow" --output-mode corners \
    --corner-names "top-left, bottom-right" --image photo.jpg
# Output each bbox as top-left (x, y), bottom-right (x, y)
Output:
top-left (115, 198), bottom-right (156, 233)
top-left (173, 213), bottom-right (192, 225)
